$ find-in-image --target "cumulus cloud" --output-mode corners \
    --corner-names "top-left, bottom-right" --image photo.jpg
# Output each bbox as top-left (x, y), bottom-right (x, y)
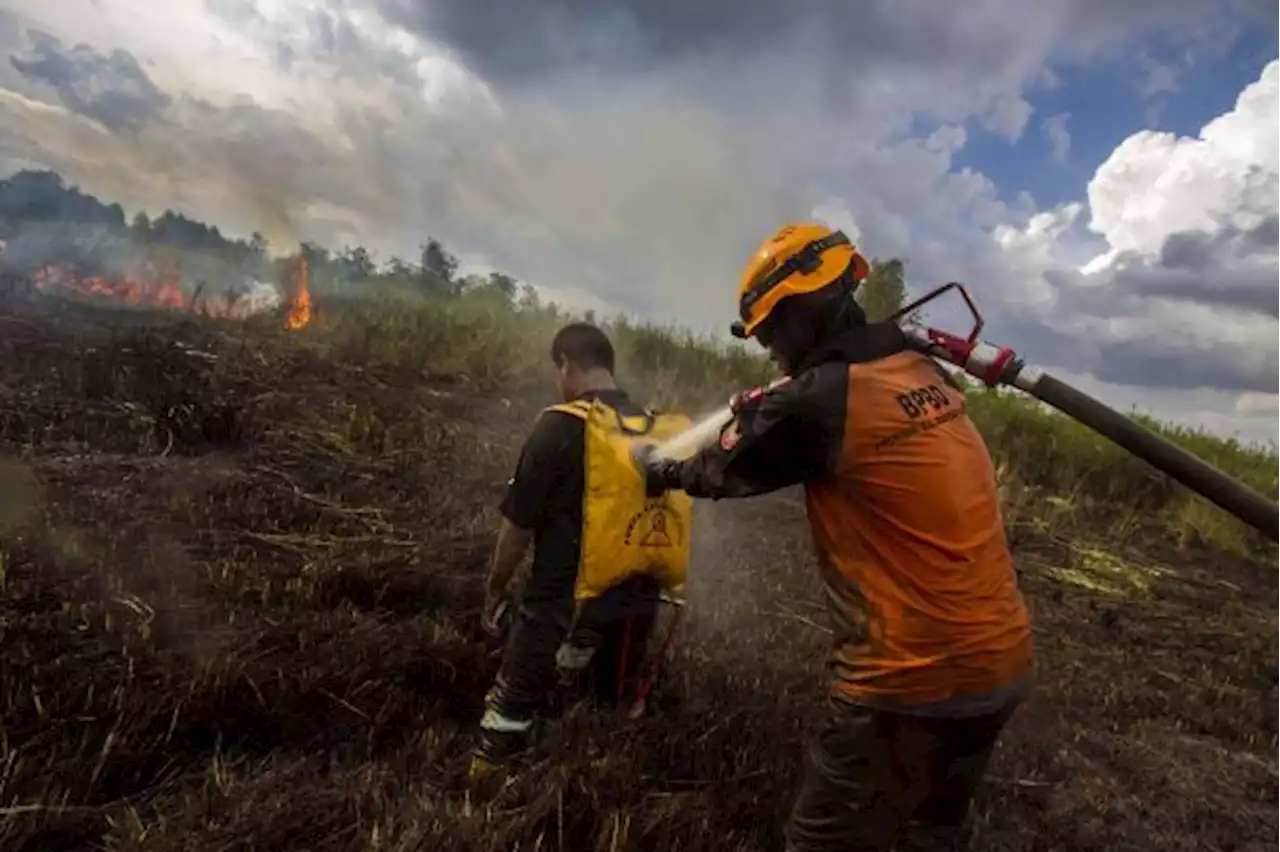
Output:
top-left (984, 59), bottom-right (1279, 430)
top-left (1087, 110), bottom-right (1277, 261)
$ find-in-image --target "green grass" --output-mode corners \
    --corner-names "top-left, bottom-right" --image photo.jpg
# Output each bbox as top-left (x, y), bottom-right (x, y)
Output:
top-left (967, 388), bottom-right (1277, 555)
top-left (317, 287), bottom-right (1277, 556)
top-left (320, 288), bottom-right (774, 411)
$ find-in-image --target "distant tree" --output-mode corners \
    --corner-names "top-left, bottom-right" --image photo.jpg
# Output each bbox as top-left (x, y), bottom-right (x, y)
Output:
top-left (149, 210), bottom-right (227, 252)
top-left (0, 170), bottom-right (65, 221)
top-left (385, 256), bottom-right (415, 278)
top-left (231, 231), bottom-right (271, 278)
top-left (487, 271), bottom-right (518, 304)
top-left (858, 257), bottom-right (907, 322)
top-left (518, 282), bottom-right (541, 310)
top-left (249, 231), bottom-right (269, 258)
top-left (339, 245), bottom-right (375, 281)
top-left (130, 212), bottom-right (151, 240)
top-left (299, 241), bottom-right (330, 271)
top-left (452, 272), bottom-right (484, 297)
top-left (104, 203), bottom-right (127, 230)
top-left (420, 237), bottom-right (457, 295)
top-left (0, 170), bottom-right (129, 232)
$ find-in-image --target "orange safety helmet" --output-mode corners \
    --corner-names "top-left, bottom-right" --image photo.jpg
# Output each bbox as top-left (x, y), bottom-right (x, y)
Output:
top-left (730, 222), bottom-right (870, 340)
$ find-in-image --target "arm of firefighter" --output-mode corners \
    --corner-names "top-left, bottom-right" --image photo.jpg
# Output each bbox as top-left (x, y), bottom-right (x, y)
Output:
top-left (656, 368), bottom-right (840, 499)
top-left (484, 517), bottom-right (531, 603)
top-left (487, 412), bottom-right (575, 602)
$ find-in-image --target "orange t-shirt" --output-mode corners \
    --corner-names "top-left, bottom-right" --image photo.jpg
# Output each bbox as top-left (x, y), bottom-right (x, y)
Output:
top-left (807, 351), bottom-right (1032, 708)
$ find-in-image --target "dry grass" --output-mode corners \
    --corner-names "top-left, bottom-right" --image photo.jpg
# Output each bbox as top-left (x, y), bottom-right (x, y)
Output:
top-left (0, 294), bottom-right (1276, 852)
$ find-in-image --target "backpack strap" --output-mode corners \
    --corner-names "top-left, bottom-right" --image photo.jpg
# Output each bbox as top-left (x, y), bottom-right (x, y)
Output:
top-left (542, 400), bottom-right (592, 421)
top-left (542, 399), bottom-right (656, 436)
top-left (611, 408), bottom-right (656, 436)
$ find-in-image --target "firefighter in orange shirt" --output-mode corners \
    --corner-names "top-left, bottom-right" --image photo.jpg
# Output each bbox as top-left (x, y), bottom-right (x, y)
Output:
top-left (641, 222), bottom-right (1035, 851)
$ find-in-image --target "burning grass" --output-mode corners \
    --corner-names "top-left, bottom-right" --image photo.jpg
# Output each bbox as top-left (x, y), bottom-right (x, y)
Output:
top-left (1, 294), bottom-right (1276, 851)
top-left (12, 246), bottom-right (313, 328)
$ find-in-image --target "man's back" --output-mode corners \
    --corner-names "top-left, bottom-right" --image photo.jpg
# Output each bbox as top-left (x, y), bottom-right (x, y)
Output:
top-left (804, 350), bottom-right (1032, 710)
top-left (502, 388), bottom-right (648, 604)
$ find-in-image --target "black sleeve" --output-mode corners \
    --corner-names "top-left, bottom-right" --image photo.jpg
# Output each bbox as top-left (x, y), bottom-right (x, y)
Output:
top-left (670, 363), bottom-right (849, 499)
top-left (499, 411), bottom-right (581, 529)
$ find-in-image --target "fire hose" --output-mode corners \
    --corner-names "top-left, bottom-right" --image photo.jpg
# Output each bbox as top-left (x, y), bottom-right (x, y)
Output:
top-left (891, 283), bottom-right (1278, 542)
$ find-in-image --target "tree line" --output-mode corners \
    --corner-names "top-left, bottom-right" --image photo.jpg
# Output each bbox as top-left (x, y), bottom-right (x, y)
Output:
top-left (0, 169), bottom-right (908, 321)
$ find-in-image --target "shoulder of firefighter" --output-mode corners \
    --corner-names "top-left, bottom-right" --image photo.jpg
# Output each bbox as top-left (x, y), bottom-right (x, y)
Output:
top-left (540, 396), bottom-right (695, 604)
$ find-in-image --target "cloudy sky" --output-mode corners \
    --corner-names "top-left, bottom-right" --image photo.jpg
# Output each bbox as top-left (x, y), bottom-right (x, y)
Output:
top-left (0, 0), bottom-right (1276, 443)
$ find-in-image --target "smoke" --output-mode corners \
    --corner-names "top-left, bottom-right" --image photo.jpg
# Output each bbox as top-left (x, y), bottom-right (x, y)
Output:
top-left (227, 277), bottom-right (283, 315)
top-left (681, 489), bottom-right (828, 677)
top-left (0, 170), bottom-right (287, 318)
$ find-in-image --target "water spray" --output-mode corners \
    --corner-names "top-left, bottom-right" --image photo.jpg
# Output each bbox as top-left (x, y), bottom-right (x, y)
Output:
top-left (649, 282), bottom-right (1279, 542)
top-left (651, 406), bottom-right (735, 462)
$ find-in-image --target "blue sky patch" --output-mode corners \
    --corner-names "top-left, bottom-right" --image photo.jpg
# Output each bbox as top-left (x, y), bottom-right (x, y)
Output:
top-left (953, 26), bottom-right (1279, 211)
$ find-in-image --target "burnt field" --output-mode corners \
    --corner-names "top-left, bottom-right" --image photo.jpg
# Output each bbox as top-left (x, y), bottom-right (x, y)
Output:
top-left (1, 298), bottom-right (1276, 852)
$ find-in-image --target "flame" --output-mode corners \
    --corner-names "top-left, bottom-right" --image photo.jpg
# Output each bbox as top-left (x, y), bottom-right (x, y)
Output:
top-left (32, 263), bottom-right (187, 310)
top-left (21, 247), bottom-right (303, 324)
top-left (284, 254), bottom-right (311, 331)
top-left (27, 260), bottom-right (280, 320)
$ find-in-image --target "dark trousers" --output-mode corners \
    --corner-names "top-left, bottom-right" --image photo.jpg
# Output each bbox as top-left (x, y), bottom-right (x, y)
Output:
top-left (784, 692), bottom-right (1023, 852)
top-left (474, 576), bottom-right (659, 764)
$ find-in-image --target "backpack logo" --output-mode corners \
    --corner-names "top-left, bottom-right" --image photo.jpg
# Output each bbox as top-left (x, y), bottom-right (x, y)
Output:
top-left (625, 499), bottom-right (682, 548)
top-left (639, 510), bottom-right (673, 547)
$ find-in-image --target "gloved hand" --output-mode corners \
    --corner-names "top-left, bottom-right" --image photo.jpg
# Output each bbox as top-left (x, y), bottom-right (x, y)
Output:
top-left (632, 443), bottom-right (677, 498)
top-left (729, 386), bottom-right (764, 414)
top-left (729, 376), bottom-right (790, 414)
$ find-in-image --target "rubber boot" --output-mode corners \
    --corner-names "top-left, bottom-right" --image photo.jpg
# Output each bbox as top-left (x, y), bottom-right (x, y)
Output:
top-left (466, 754), bottom-right (508, 800)
top-left (468, 699), bottom-right (533, 799)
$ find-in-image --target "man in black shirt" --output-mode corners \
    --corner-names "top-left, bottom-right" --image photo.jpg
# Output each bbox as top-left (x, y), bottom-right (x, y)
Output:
top-left (470, 322), bottom-right (661, 785)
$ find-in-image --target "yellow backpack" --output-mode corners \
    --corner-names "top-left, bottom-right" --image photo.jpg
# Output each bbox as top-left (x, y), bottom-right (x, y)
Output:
top-left (541, 396), bottom-right (694, 603)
